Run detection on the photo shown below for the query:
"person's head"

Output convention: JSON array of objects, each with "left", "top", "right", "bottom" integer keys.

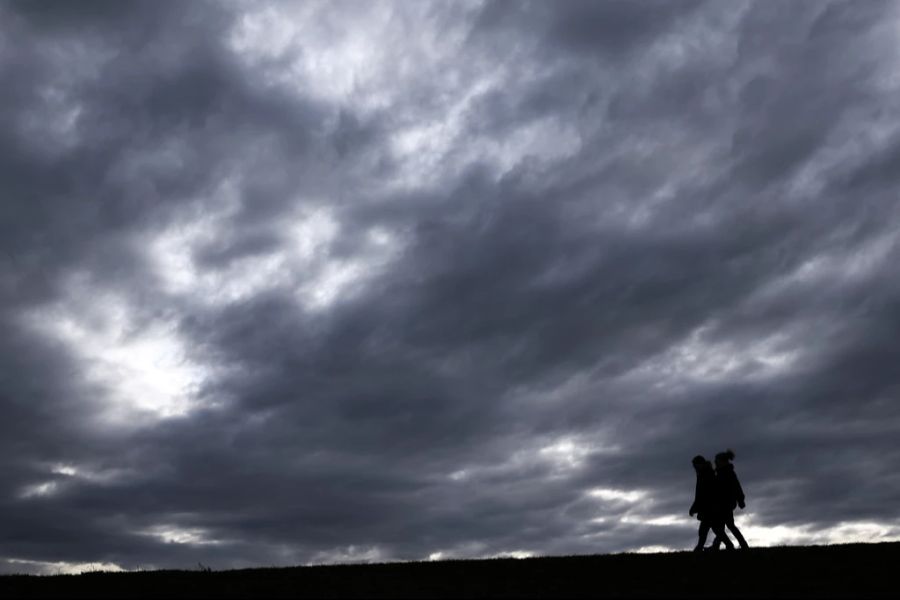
[
  {"left": 715, "top": 449, "right": 735, "bottom": 468},
  {"left": 692, "top": 455, "right": 707, "bottom": 472}
]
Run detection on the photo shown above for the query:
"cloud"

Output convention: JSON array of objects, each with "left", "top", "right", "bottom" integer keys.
[{"left": 2, "top": 0, "right": 900, "bottom": 573}]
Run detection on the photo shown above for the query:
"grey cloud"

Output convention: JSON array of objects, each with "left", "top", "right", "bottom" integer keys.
[
  {"left": 472, "top": 0, "right": 703, "bottom": 58},
  {"left": 2, "top": 0, "right": 900, "bottom": 574}
]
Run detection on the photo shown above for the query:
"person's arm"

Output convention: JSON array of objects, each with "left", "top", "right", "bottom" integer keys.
[
  {"left": 733, "top": 472, "right": 746, "bottom": 509},
  {"left": 689, "top": 479, "right": 699, "bottom": 515}
]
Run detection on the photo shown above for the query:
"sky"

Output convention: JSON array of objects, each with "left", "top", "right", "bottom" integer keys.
[{"left": 2, "top": 0, "right": 900, "bottom": 575}]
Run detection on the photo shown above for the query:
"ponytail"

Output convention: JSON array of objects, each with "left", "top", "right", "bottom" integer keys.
[{"left": 716, "top": 449, "right": 735, "bottom": 463}]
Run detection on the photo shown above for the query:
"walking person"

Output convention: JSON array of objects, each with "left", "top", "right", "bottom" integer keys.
[
  {"left": 689, "top": 455, "right": 733, "bottom": 552},
  {"left": 712, "top": 449, "right": 750, "bottom": 549}
]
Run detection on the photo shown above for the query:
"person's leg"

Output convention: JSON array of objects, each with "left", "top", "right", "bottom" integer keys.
[
  {"left": 711, "top": 522, "right": 734, "bottom": 550},
  {"left": 695, "top": 522, "right": 711, "bottom": 551},
  {"left": 725, "top": 514, "right": 749, "bottom": 549},
  {"left": 711, "top": 514, "right": 731, "bottom": 549}
]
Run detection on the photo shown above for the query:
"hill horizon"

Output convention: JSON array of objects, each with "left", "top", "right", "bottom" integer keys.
[{"left": 2, "top": 541, "right": 896, "bottom": 598}]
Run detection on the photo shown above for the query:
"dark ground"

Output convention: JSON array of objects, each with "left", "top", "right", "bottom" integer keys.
[{"left": 1, "top": 542, "right": 897, "bottom": 599}]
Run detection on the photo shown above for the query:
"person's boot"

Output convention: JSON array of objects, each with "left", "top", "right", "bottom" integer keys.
[
  {"left": 733, "top": 532, "right": 749, "bottom": 550},
  {"left": 713, "top": 530, "right": 734, "bottom": 550}
]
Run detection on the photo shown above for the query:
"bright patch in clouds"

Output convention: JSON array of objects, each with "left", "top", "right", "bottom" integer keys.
[
  {"left": 539, "top": 437, "right": 595, "bottom": 470},
  {"left": 19, "top": 481, "right": 59, "bottom": 499},
  {"left": 229, "top": 3, "right": 392, "bottom": 104},
  {"left": 149, "top": 187, "right": 287, "bottom": 305},
  {"left": 622, "top": 514, "right": 683, "bottom": 527},
  {"left": 21, "top": 280, "right": 209, "bottom": 422},
  {"left": 490, "top": 550, "right": 535, "bottom": 559},
  {"left": 632, "top": 545, "right": 673, "bottom": 554},
  {"left": 51, "top": 464, "right": 78, "bottom": 477},
  {"left": 141, "top": 525, "right": 224, "bottom": 546},
  {"left": 291, "top": 209, "right": 403, "bottom": 311},
  {"left": 739, "top": 516, "right": 900, "bottom": 547},
  {"left": 151, "top": 203, "right": 402, "bottom": 312},
  {"left": 2, "top": 558, "right": 124, "bottom": 575},
  {"left": 632, "top": 323, "right": 800, "bottom": 385},
  {"left": 307, "top": 545, "right": 386, "bottom": 566},
  {"left": 474, "top": 116, "right": 584, "bottom": 176},
  {"left": 227, "top": 2, "right": 478, "bottom": 113},
  {"left": 762, "top": 231, "right": 899, "bottom": 294},
  {"left": 586, "top": 488, "right": 648, "bottom": 503},
  {"left": 48, "top": 462, "right": 132, "bottom": 484}
]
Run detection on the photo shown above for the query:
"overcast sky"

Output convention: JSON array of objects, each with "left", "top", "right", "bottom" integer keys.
[{"left": 2, "top": 0, "right": 900, "bottom": 574}]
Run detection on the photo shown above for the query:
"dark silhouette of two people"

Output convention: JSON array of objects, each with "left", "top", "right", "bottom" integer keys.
[{"left": 689, "top": 450, "right": 749, "bottom": 551}]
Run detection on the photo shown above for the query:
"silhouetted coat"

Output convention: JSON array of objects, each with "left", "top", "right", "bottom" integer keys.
[
  {"left": 690, "top": 462, "right": 719, "bottom": 522},
  {"left": 715, "top": 463, "right": 745, "bottom": 511}
]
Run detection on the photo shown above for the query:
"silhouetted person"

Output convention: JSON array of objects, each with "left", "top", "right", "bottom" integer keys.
[
  {"left": 689, "top": 455, "right": 733, "bottom": 552},
  {"left": 711, "top": 449, "right": 749, "bottom": 550}
]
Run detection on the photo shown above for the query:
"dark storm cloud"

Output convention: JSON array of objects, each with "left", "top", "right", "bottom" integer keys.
[{"left": 3, "top": 0, "right": 900, "bottom": 574}]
